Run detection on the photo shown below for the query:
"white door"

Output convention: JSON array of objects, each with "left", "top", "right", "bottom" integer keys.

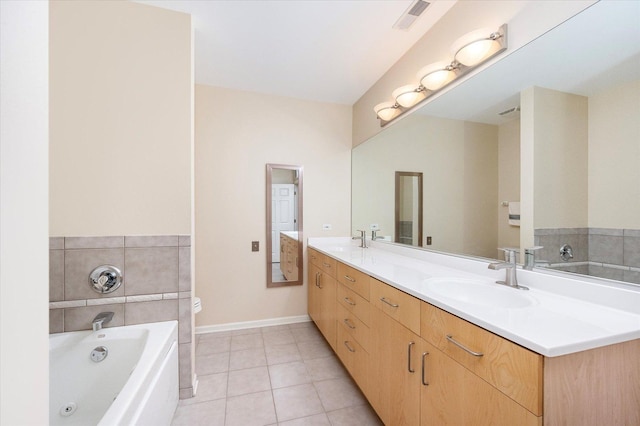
[{"left": 272, "top": 184, "right": 296, "bottom": 262}]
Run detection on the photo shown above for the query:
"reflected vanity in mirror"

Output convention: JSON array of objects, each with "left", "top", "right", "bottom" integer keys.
[
  {"left": 352, "top": 1, "right": 640, "bottom": 285},
  {"left": 266, "top": 164, "right": 303, "bottom": 288},
  {"left": 395, "top": 172, "right": 423, "bottom": 247}
]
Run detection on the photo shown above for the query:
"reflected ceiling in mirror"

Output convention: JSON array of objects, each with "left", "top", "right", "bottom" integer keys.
[{"left": 352, "top": 1, "right": 640, "bottom": 286}]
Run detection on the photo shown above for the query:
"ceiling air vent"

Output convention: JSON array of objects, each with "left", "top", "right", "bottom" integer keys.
[
  {"left": 498, "top": 106, "right": 521, "bottom": 116},
  {"left": 393, "top": 0, "right": 431, "bottom": 31}
]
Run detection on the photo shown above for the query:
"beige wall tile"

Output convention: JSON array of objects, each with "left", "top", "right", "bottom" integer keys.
[
  {"left": 178, "top": 235, "right": 191, "bottom": 247},
  {"left": 179, "top": 247, "right": 191, "bottom": 292},
  {"left": 125, "top": 235, "right": 178, "bottom": 247},
  {"left": 50, "top": 249, "right": 64, "bottom": 301},
  {"left": 65, "top": 236, "right": 124, "bottom": 249},
  {"left": 124, "top": 299, "right": 178, "bottom": 325},
  {"left": 179, "top": 298, "right": 192, "bottom": 343},
  {"left": 65, "top": 248, "right": 125, "bottom": 300},
  {"left": 179, "top": 342, "right": 193, "bottom": 390},
  {"left": 50, "top": 237, "right": 64, "bottom": 249},
  {"left": 125, "top": 247, "right": 178, "bottom": 295},
  {"left": 50, "top": 309, "right": 64, "bottom": 334},
  {"left": 64, "top": 303, "right": 124, "bottom": 332}
]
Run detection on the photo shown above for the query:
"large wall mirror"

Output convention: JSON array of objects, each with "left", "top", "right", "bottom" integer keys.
[
  {"left": 352, "top": 1, "right": 640, "bottom": 286},
  {"left": 266, "top": 164, "right": 303, "bottom": 288}
]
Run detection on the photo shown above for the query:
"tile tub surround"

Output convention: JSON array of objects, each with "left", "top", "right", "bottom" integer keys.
[
  {"left": 49, "top": 235, "right": 195, "bottom": 398},
  {"left": 535, "top": 227, "right": 640, "bottom": 284}
]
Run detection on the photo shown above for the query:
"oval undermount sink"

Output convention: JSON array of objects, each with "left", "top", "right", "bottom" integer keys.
[{"left": 422, "top": 277, "right": 534, "bottom": 309}]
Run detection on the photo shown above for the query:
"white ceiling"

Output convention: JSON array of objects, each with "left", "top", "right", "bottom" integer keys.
[{"left": 136, "top": 0, "right": 456, "bottom": 105}]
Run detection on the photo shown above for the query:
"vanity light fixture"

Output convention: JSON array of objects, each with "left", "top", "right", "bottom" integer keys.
[
  {"left": 392, "top": 84, "right": 427, "bottom": 108},
  {"left": 374, "top": 24, "right": 507, "bottom": 125}
]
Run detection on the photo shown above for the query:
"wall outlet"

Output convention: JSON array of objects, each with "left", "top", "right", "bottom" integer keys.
[
  {"left": 322, "top": 224, "right": 332, "bottom": 230},
  {"left": 251, "top": 241, "right": 259, "bottom": 252},
  {"left": 370, "top": 224, "right": 379, "bottom": 231},
  {"left": 426, "top": 236, "right": 432, "bottom": 245}
]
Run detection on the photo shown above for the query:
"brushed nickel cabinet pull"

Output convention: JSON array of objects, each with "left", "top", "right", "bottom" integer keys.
[
  {"left": 323, "top": 262, "right": 331, "bottom": 267},
  {"left": 380, "top": 297, "right": 399, "bottom": 308},
  {"left": 407, "top": 341, "right": 415, "bottom": 373},
  {"left": 421, "top": 352, "right": 429, "bottom": 386},
  {"left": 446, "top": 335, "right": 484, "bottom": 357},
  {"left": 343, "top": 297, "right": 356, "bottom": 306},
  {"left": 343, "top": 318, "right": 356, "bottom": 329},
  {"left": 344, "top": 275, "right": 356, "bottom": 283},
  {"left": 343, "top": 341, "right": 356, "bottom": 353},
  {"left": 315, "top": 272, "right": 323, "bottom": 289}
]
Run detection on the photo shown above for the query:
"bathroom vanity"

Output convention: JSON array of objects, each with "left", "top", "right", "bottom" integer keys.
[
  {"left": 307, "top": 238, "right": 640, "bottom": 425},
  {"left": 279, "top": 231, "right": 299, "bottom": 281}
]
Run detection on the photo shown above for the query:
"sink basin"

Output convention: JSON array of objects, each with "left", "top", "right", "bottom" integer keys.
[{"left": 422, "top": 277, "right": 534, "bottom": 309}]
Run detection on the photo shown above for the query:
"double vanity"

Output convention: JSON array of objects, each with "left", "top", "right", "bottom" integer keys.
[{"left": 307, "top": 237, "right": 640, "bottom": 425}]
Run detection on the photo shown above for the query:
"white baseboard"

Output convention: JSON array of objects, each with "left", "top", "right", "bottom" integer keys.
[{"left": 195, "top": 314, "right": 311, "bottom": 335}]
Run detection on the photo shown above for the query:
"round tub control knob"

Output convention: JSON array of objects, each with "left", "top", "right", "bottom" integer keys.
[{"left": 89, "top": 265, "right": 123, "bottom": 294}]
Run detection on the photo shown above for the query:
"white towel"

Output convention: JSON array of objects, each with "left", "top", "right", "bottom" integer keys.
[{"left": 508, "top": 202, "right": 520, "bottom": 227}]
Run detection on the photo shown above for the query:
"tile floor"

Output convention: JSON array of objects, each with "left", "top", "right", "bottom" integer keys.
[{"left": 171, "top": 321, "right": 382, "bottom": 426}]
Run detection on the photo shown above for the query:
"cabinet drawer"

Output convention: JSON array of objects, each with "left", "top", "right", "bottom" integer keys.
[
  {"left": 336, "top": 302, "right": 370, "bottom": 352},
  {"left": 337, "top": 283, "right": 370, "bottom": 325},
  {"left": 371, "top": 278, "right": 420, "bottom": 335},
  {"left": 421, "top": 302, "right": 543, "bottom": 416},
  {"left": 336, "top": 323, "right": 369, "bottom": 395},
  {"left": 308, "top": 249, "right": 336, "bottom": 277},
  {"left": 337, "top": 262, "right": 370, "bottom": 300}
]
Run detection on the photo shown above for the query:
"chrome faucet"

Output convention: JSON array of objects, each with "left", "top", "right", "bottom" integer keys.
[
  {"left": 371, "top": 229, "right": 382, "bottom": 241},
  {"left": 488, "top": 248, "right": 528, "bottom": 290},
  {"left": 92, "top": 312, "right": 114, "bottom": 331},
  {"left": 352, "top": 229, "right": 367, "bottom": 248},
  {"left": 523, "top": 246, "right": 543, "bottom": 270}
]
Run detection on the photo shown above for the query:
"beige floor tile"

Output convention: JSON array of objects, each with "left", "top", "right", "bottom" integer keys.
[
  {"left": 262, "top": 329, "right": 296, "bottom": 347},
  {"left": 196, "top": 335, "right": 231, "bottom": 355},
  {"left": 229, "top": 347, "right": 267, "bottom": 371},
  {"left": 288, "top": 320, "right": 315, "bottom": 329},
  {"left": 268, "top": 361, "right": 311, "bottom": 389},
  {"left": 179, "top": 372, "right": 227, "bottom": 406},
  {"left": 273, "top": 383, "right": 325, "bottom": 422},
  {"left": 261, "top": 324, "right": 291, "bottom": 333},
  {"left": 225, "top": 391, "right": 276, "bottom": 426},
  {"left": 314, "top": 378, "right": 366, "bottom": 412},
  {"left": 230, "top": 333, "right": 264, "bottom": 351},
  {"left": 278, "top": 413, "right": 331, "bottom": 426},
  {"left": 195, "top": 352, "right": 229, "bottom": 375},
  {"left": 291, "top": 325, "right": 324, "bottom": 343},
  {"left": 227, "top": 366, "right": 271, "bottom": 397},
  {"left": 326, "top": 404, "right": 382, "bottom": 426},
  {"left": 304, "top": 355, "right": 348, "bottom": 381},
  {"left": 297, "top": 339, "right": 334, "bottom": 360},
  {"left": 171, "top": 399, "right": 226, "bottom": 426},
  {"left": 265, "top": 342, "right": 302, "bottom": 365}
]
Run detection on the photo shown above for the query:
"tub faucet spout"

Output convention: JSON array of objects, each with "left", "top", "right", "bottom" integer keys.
[{"left": 92, "top": 312, "right": 114, "bottom": 331}]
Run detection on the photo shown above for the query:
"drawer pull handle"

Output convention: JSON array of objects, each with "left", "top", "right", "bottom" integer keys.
[
  {"left": 446, "top": 335, "right": 484, "bottom": 357},
  {"left": 380, "top": 297, "right": 399, "bottom": 308},
  {"left": 407, "top": 341, "right": 415, "bottom": 373},
  {"left": 343, "top": 341, "right": 356, "bottom": 353},
  {"left": 315, "top": 272, "right": 322, "bottom": 289},
  {"left": 323, "top": 262, "right": 331, "bottom": 267},
  {"left": 421, "top": 352, "right": 429, "bottom": 386},
  {"left": 343, "top": 319, "right": 356, "bottom": 329},
  {"left": 343, "top": 297, "right": 356, "bottom": 306},
  {"left": 344, "top": 275, "right": 356, "bottom": 283}
]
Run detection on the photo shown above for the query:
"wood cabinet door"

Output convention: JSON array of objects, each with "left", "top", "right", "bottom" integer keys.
[
  {"left": 371, "top": 307, "right": 422, "bottom": 426},
  {"left": 420, "top": 340, "right": 541, "bottom": 426},
  {"left": 317, "top": 269, "right": 336, "bottom": 350},
  {"left": 307, "top": 262, "right": 320, "bottom": 323}
]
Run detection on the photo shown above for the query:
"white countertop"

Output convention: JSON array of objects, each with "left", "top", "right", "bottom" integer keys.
[{"left": 308, "top": 237, "right": 640, "bottom": 357}]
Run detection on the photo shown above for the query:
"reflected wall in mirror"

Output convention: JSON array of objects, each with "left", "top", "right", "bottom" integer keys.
[
  {"left": 266, "top": 164, "right": 303, "bottom": 288},
  {"left": 395, "top": 172, "right": 423, "bottom": 247},
  {"left": 352, "top": 1, "right": 640, "bottom": 285}
]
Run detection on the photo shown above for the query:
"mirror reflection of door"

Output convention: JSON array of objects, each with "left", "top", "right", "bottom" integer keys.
[
  {"left": 266, "top": 165, "right": 303, "bottom": 287},
  {"left": 395, "top": 172, "right": 423, "bottom": 247}
]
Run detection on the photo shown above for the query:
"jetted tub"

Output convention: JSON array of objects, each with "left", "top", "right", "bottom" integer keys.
[{"left": 50, "top": 320, "right": 178, "bottom": 426}]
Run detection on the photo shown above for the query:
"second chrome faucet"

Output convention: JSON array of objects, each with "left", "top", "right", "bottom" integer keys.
[{"left": 488, "top": 248, "right": 529, "bottom": 290}]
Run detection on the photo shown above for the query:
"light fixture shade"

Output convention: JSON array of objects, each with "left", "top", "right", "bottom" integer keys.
[
  {"left": 417, "top": 61, "right": 456, "bottom": 91},
  {"left": 392, "top": 85, "right": 425, "bottom": 108},
  {"left": 374, "top": 102, "right": 400, "bottom": 121},
  {"left": 452, "top": 27, "right": 505, "bottom": 66}
]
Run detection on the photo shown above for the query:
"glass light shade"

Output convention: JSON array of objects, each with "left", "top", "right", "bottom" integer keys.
[
  {"left": 417, "top": 61, "right": 456, "bottom": 91},
  {"left": 374, "top": 102, "right": 400, "bottom": 121},
  {"left": 452, "top": 27, "right": 503, "bottom": 66},
  {"left": 392, "top": 85, "right": 425, "bottom": 108}
]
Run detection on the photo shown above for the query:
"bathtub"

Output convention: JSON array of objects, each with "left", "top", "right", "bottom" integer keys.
[{"left": 50, "top": 320, "right": 178, "bottom": 426}]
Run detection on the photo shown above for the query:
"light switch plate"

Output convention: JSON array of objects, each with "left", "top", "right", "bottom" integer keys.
[
  {"left": 370, "top": 224, "right": 379, "bottom": 230},
  {"left": 322, "top": 224, "right": 332, "bottom": 230},
  {"left": 252, "top": 241, "right": 259, "bottom": 252}
]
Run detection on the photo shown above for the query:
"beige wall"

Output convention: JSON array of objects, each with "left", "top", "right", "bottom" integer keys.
[
  {"left": 195, "top": 85, "right": 352, "bottom": 327},
  {"left": 1, "top": 1, "right": 50, "bottom": 423},
  {"left": 352, "top": 114, "right": 498, "bottom": 258},
  {"left": 525, "top": 87, "right": 588, "bottom": 230},
  {"left": 498, "top": 118, "right": 521, "bottom": 251},
  {"left": 49, "top": 0, "right": 192, "bottom": 236},
  {"left": 588, "top": 79, "right": 640, "bottom": 228},
  {"left": 352, "top": 0, "right": 594, "bottom": 147}
]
